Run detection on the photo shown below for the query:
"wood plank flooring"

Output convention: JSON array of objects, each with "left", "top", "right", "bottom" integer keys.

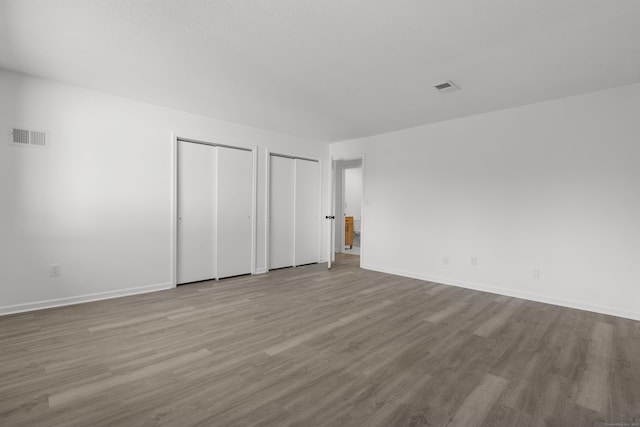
[{"left": 1, "top": 254, "right": 639, "bottom": 426}]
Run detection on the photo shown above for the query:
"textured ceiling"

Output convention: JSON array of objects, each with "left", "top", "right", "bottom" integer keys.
[{"left": 1, "top": 0, "right": 640, "bottom": 142}]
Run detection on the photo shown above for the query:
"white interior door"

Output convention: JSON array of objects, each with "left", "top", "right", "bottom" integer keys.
[
  {"left": 177, "top": 141, "right": 216, "bottom": 284},
  {"left": 328, "top": 158, "right": 336, "bottom": 269},
  {"left": 294, "top": 159, "right": 320, "bottom": 266},
  {"left": 269, "top": 155, "right": 295, "bottom": 269},
  {"left": 217, "top": 146, "right": 253, "bottom": 278}
]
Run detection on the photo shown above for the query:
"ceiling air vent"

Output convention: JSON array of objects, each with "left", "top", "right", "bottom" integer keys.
[
  {"left": 433, "top": 80, "right": 460, "bottom": 94},
  {"left": 10, "top": 128, "right": 48, "bottom": 148}
]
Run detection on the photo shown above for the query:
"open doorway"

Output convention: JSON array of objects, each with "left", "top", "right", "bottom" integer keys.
[{"left": 333, "top": 159, "right": 363, "bottom": 263}]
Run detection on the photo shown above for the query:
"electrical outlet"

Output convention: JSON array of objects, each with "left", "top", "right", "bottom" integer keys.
[
  {"left": 471, "top": 256, "right": 478, "bottom": 266},
  {"left": 443, "top": 256, "right": 449, "bottom": 265},
  {"left": 50, "top": 264, "right": 61, "bottom": 277},
  {"left": 532, "top": 268, "right": 540, "bottom": 280}
]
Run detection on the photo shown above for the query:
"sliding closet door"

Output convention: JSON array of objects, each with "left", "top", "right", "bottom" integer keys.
[
  {"left": 269, "top": 155, "right": 295, "bottom": 269},
  {"left": 177, "top": 141, "right": 216, "bottom": 284},
  {"left": 216, "top": 147, "right": 253, "bottom": 278},
  {"left": 294, "top": 159, "right": 320, "bottom": 265}
]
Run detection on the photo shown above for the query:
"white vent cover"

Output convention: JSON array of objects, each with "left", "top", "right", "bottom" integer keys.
[
  {"left": 10, "top": 128, "right": 48, "bottom": 147},
  {"left": 433, "top": 80, "right": 460, "bottom": 94}
]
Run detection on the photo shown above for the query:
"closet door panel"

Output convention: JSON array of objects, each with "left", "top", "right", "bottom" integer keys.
[
  {"left": 294, "top": 159, "right": 320, "bottom": 265},
  {"left": 177, "top": 141, "right": 216, "bottom": 284},
  {"left": 217, "top": 147, "right": 253, "bottom": 278},
  {"left": 269, "top": 156, "right": 295, "bottom": 269}
]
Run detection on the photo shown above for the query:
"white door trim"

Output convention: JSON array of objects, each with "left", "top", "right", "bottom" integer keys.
[{"left": 332, "top": 155, "right": 366, "bottom": 267}]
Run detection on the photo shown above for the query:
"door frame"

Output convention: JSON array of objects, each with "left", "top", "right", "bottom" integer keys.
[
  {"left": 171, "top": 134, "right": 258, "bottom": 287},
  {"left": 265, "top": 149, "right": 323, "bottom": 271},
  {"left": 331, "top": 155, "right": 366, "bottom": 268}
]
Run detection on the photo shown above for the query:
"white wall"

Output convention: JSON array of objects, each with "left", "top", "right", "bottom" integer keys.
[
  {"left": 331, "top": 82, "right": 640, "bottom": 321},
  {"left": 0, "top": 69, "right": 329, "bottom": 314}
]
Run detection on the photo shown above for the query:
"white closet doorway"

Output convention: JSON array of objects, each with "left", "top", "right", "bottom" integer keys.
[
  {"left": 177, "top": 139, "right": 255, "bottom": 284},
  {"left": 269, "top": 154, "right": 321, "bottom": 269}
]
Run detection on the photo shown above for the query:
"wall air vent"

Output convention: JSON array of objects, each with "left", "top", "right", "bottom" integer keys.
[
  {"left": 10, "top": 128, "right": 48, "bottom": 148},
  {"left": 433, "top": 80, "right": 460, "bottom": 94}
]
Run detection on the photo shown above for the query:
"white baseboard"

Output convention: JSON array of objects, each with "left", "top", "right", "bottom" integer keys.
[
  {"left": 360, "top": 263, "right": 640, "bottom": 322},
  {"left": 254, "top": 268, "right": 268, "bottom": 274},
  {"left": 0, "top": 282, "right": 174, "bottom": 316}
]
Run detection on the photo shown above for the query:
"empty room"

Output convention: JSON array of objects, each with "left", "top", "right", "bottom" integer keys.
[{"left": 1, "top": 1, "right": 640, "bottom": 426}]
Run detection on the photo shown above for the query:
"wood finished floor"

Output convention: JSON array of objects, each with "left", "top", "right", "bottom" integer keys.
[{"left": 1, "top": 254, "right": 640, "bottom": 426}]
